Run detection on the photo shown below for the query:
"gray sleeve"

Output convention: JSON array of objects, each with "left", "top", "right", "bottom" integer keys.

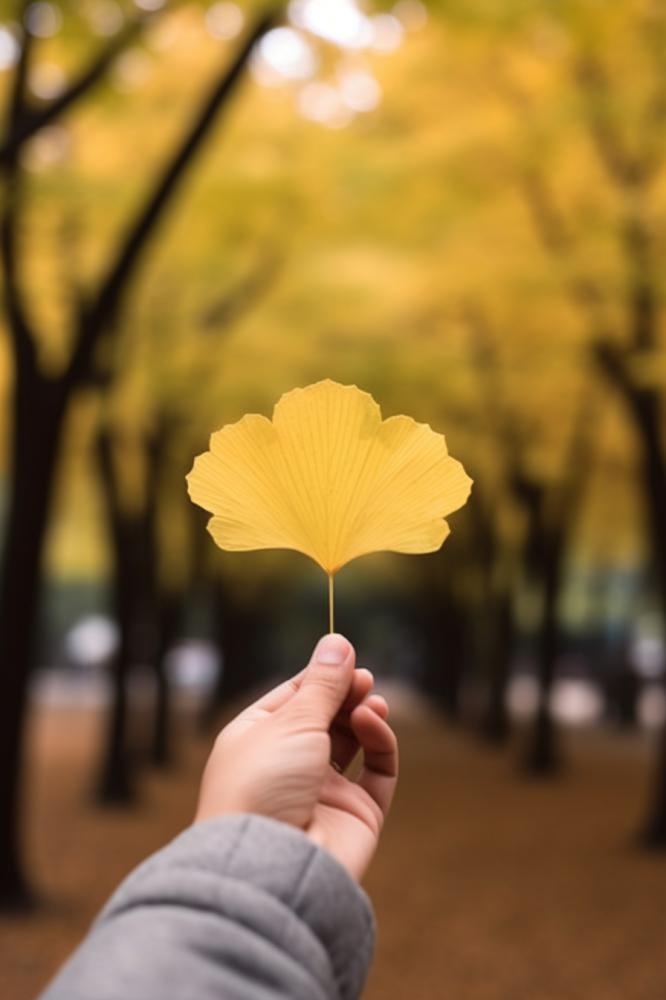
[{"left": 39, "top": 814, "right": 375, "bottom": 1000}]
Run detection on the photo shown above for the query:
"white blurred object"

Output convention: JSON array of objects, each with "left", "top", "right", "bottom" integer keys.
[
  {"left": 113, "top": 48, "right": 152, "bottom": 91},
  {"left": 252, "top": 27, "right": 318, "bottom": 86},
  {"left": 289, "top": 0, "right": 372, "bottom": 50},
  {"left": 166, "top": 640, "right": 219, "bottom": 691},
  {"left": 297, "top": 81, "right": 352, "bottom": 128},
  {"left": 33, "top": 670, "right": 107, "bottom": 707},
  {"left": 507, "top": 674, "right": 539, "bottom": 719},
  {"left": 147, "top": 16, "right": 179, "bottom": 51},
  {"left": 21, "top": 124, "right": 70, "bottom": 171},
  {"left": 30, "top": 61, "right": 66, "bottom": 99},
  {"left": 205, "top": 2, "right": 244, "bottom": 41},
  {"left": 550, "top": 679, "right": 603, "bottom": 727},
  {"left": 65, "top": 615, "right": 119, "bottom": 668},
  {"left": 337, "top": 66, "right": 381, "bottom": 112},
  {"left": 133, "top": 0, "right": 166, "bottom": 11},
  {"left": 373, "top": 678, "right": 435, "bottom": 721},
  {"left": 25, "top": 2, "right": 62, "bottom": 38},
  {"left": 631, "top": 613, "right": 665, "bottom": 680},
  {"left": 370, "top": 13, "right": 403, "bottom": 53},
  {"left": 85, "top": 1, "right": 124, "bottom": 37},
  {"left": 0, "top": 27, "right": 21, "bottom": 71},
  {"left": 638, "top": 685, "right": 666, "bottom": 730},
  {"left": 392, "top": 0, "right": 427, "bottom": 31}
]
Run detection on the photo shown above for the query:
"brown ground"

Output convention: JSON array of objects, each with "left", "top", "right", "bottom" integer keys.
[{"left": 1, "top": 698, "right": 666, "bottom": 1000}]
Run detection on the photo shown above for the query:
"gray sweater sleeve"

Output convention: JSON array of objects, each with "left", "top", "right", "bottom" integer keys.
[{"left": 39, "top": 815, "right": 375, "bottom": 1000}]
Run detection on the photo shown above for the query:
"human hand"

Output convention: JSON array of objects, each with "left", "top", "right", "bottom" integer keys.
[{"left": 195, "top": 633, "right": 398, "bottom": 881}]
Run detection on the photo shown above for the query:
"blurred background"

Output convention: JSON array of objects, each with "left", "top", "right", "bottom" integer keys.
[{"left": 0, "top": 0, "right": 665, "bottom": 997}]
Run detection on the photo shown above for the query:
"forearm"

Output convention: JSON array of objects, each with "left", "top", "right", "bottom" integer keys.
[{"left": 39, "top": 815, "right": 375, "bottom": 1000}]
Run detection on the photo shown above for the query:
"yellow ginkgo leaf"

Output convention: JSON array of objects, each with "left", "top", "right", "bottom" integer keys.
[{"left": 187, "top": 380, "right": 472, "bottom": 627}]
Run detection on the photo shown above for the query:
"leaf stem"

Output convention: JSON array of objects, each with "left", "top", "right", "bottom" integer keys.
[{"left": 328, "top": 573, "right": 335, "bottom": 634}]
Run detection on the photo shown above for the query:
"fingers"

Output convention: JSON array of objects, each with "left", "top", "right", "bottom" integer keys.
[
  {"left": 365, "top": 694, "right": 389, "bottom": 720},
  {"left": 283, "top": 634, "right": 356, "bottom": 730},
  {"left": 329, "top": 691, "right": 389, "bottom": 773},
  {"left": 350, "top": 702, "right": 398, "bottom": 819}
]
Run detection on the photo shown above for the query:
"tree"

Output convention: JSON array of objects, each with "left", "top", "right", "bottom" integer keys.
[
  {"left": 0, "top": 1, "right": 277, "bottom": 907},
  {"left": 503, "top": 7, "right": 666, "bottom": 830}
]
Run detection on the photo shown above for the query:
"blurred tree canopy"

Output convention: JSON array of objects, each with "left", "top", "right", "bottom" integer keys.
[{"left": 3, "top": 0, "right": 660, "bottom": 580}]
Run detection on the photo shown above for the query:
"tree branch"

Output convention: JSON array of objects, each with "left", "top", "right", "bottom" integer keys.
[
  {"left": 1, "top": 10, "right": 38, "bottom": 375},
  {"left": 66, "top": 10, "right": 279, "bottom": 387},
  {"left": 593, "top": 340, "right": 634, "bottom": 402},
  {"left": 520, "top": 168, "right": 571, "bottom": 255},
  {"left": 0, "top": 11, "right": 156, "bottom": 167},
  {"left": 575, "top": 52, "right": 650, "bottom": 187},
  {"left": 462, "top": 302, "right": 534, "bottom": 494},
  {"left": 519, "top": 167, "right": 610, "bottom": 326},
  {"left": 4, "top": 5, "right": 33, "bottom": 142},
  {"left": 198, "top": 251, "right": 281, "bottom": 331},
  {"left": 1, "top": 174, "right": 38, "bottom": 376},
  {"left": 622, "top": 203, "right": 657, "bottom": 353}
]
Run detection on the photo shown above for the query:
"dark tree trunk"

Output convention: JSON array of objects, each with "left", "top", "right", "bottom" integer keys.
[
  {"left": 638, "top": 407, "right": 666, "bottom": 847},
  {"left": 96, "top": 621, "right": 134, "bottom": 805},
  {"left": 523, "top": 539, "right": 564, "bottom": 776},
  {"left": 200, "top": 582, "right": 268, "bottom": 731},
  {"left": 0, "top": 378, "right": 65, "bottom": 907},
  {"left": 643, "top": 725, "right": 666, "bottom": 849},
  {"left": 481, "top": 590, "right": 514, "bottom": 744},
  {"left": 150, "top": 590, "right": 181, "bottom": 768},
  {"left": 420, "top": 592, "right": 466, "bottom": 721},
  {"left": 93, "top": 433, "right": 144, "bottom": 805},
  {"left": 611, "top": 662, "right": 639, "bottom": 730}
]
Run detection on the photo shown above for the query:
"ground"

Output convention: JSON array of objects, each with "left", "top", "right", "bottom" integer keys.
[{"left": 1, "top": 693, "right": 666, "bottom": 1000}]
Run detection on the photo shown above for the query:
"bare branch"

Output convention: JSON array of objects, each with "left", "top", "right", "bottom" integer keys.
[
  {"left": 556, "top": 390, "right": 597, "bottom": 521},
  {"left": 4, "top": 6, "right": 33, "bottom": 143},
  {"left": 593, "top": 340, "right": 634, "bottom": 400},
  {"left": 519, "top": 167, "right": 610, "bottom": 327},
  {"left": 0, "top": 12, "right": 38, "bottom": 374},
  {"left": 622, "top": 205, "right": 657, "bottom": 352},
  {"left": 520, "top": 169, "right": 571, "bottom": 255},
  {"left": 575, "top": 52, "right": 649, "bottom": 187},
  {"left": 462, "top": 302, "right": 532, "bottom": 483},
  {"left": 1, "top": 174, "right": 38, "bottom": 375},
  {"left": 570, "top": 47, "right": 660, "bottom": 354},
  {"left": 524, "top": 89, "right": 657, "bottom": 357},
  {"left": 66, "top": 10, "right": 279, "bottom": 387},
  {"left": 198, "top": 252, "right": 282, "bottom": 331},
  {"left": 0, "top": 11, "right": 156, "bottom": 166}
]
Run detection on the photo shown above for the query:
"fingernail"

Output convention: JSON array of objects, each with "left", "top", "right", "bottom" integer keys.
[{"left": 314, "top": 633, "right": 350, "bottom": 665}]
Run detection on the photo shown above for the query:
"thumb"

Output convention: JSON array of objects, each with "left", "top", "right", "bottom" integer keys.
[{"left": 285, "top": 633, "right": 356, "bottom": 730}]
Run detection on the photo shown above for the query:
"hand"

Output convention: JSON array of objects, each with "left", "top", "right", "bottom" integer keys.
[{"left": 195, "top": 633, "right": 398, "bottom": 881}]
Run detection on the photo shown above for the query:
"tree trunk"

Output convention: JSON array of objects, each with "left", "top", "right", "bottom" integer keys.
[
  {"left": 420, "top": 592, "right": 466, "bottom": 721},
  {"left": 643, "top": 725, "right": 666, "bottom": 849},
  {"left": 481, "top": 590, "right": 514, "bottom": 744},
  {"left": 93, "top": 433, "right": 145, "bottom": 805},
  {"left": 638, "top": 410, "right": 666, "bottom": 847},
  {"left": 0, "top": 379, "right": 65, "bottom": 908},
  {"left": 524, "top": 540, "right": 564, "bottom": 776},
  {"left": 95, "top": 623, "right": 134, "bottom": 804},
  {"left": 150, "top": 590, "right": 181, "bottom": 768},
  {"left": 200, "top": 583, "right": 266, "bottom": 731}
]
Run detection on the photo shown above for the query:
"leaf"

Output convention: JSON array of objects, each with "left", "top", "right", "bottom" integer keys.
[{"left": 187, "top": 379, "right": 472, "bottom": 575}]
